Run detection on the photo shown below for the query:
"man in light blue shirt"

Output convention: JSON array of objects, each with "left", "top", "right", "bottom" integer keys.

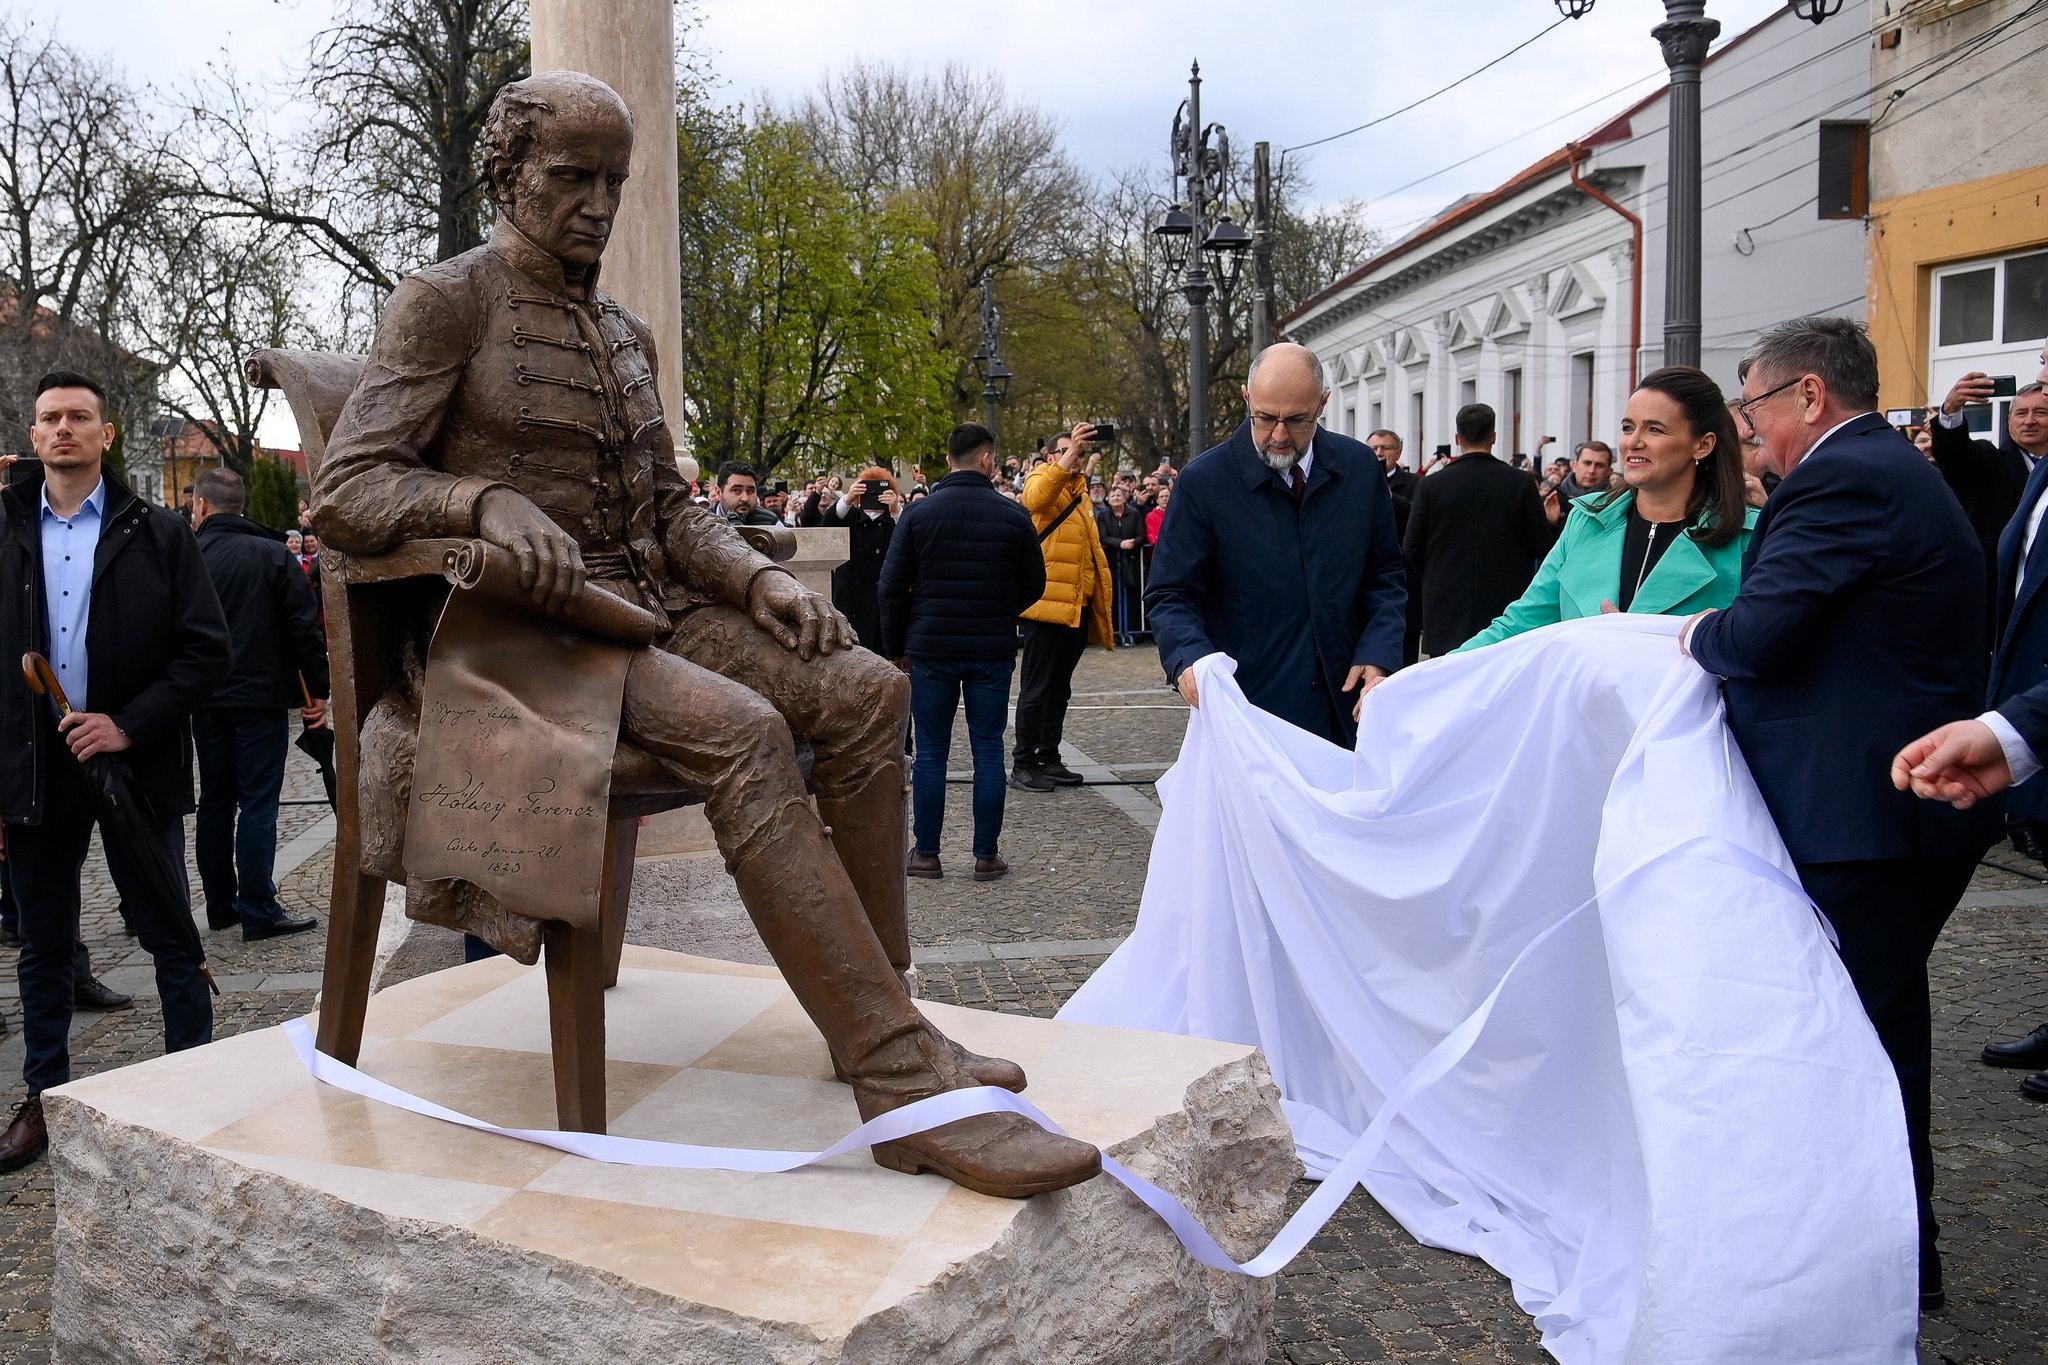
[
  {"left": 39, "top": 476, "right": 103, "bottom": 718},
  {"left": 0, "top": 370, "right": 231, "bottom": 1173}
]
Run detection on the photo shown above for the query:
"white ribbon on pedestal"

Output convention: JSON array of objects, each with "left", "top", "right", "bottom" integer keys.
[{"left": 280, "top": 847, "right": 1681, "bottom": 1281}]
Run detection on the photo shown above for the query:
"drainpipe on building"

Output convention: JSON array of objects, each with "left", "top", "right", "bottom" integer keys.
[{"left": 1567, "top": 144, "right": 1642, "bottom": 390}]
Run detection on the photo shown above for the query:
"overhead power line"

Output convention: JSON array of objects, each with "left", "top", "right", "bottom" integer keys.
[{"left": 1282, "top": 17, "right": 1570, "bottom": 154}]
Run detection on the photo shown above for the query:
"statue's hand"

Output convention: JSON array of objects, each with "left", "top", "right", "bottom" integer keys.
[
  {"left": 748, "top": 571, "right": 857, "bottom": 660},
  {"left": 477, "top": 487, "right": 586, "bottom": 615}
]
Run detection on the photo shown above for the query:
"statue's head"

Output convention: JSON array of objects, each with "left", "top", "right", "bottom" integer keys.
[{"left": 481, "top": 71, "right": 634, "bottom": 269}]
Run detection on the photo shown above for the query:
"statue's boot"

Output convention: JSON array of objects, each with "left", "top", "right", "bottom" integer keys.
[
  {"left": 844, "top": 1025, "right": 1101, "bottom": 1200},
  {"left": 725, "top": 797, "right": 1085, "bottom": 1197},
  {"left": 819, "top": 759, "right": 1026, "bottom": 1095}
]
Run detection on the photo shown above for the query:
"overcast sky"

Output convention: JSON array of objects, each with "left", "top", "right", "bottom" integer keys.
[{"left": 24, "top": 0, "right": 1796, "bottom": 237}]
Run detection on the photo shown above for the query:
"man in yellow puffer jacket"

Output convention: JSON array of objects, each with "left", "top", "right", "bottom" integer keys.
[{"left": 1013, "top": 423, "right": 1115, "bottom": 792}]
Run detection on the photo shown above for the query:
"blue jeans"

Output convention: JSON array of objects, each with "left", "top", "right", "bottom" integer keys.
[
  {"left": 193, "top": 708, "right": 290, "bottom": 929},
  {"left": 910, "top": 657, "right": 1014, "bottom": 860}
]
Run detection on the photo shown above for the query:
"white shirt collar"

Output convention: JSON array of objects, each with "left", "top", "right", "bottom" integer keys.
[{"left": 1801, "top": 413, "right": 1871, "bottom": 463}]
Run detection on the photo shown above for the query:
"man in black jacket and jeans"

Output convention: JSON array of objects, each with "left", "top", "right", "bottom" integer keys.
[
  {"left": 191, "top": 468, "right": 329, "bottom": 940},
  {"left": 0, "top": 371, "right": 232, "bottom": 1171},
  {"left": 879, "top": 424, "right": 1045, "bottom": 882}
]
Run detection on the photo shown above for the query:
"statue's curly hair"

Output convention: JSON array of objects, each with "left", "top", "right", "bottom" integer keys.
[
  {"left": 479, "top": 73, "right": 633, "bottom": 208},
  {"left": 480, "top": 83, "right": 557, "bottom": 208}
]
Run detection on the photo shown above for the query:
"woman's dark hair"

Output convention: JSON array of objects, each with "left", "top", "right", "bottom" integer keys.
[{"left": 1609, "top": 365, "right": 1748, "bottom": 549}]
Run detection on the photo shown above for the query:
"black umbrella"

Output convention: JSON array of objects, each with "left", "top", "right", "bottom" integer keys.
[
  {"left": 295, "top": 677, "right": 337, "bottom": 808},
  {"left": 21, "top": 653, "right": 216, "bottom": 994}
]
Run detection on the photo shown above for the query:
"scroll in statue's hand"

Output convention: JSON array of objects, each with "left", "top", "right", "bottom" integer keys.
[
  {"left": 476, "top": 487, "right": 586, "bottom": 615},
  {"left": 749, "top": 572, "right": 857, "bottom": 661}
]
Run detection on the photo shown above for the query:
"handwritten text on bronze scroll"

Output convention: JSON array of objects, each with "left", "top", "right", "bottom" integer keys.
[{"left": 405, "top": 588, "right": 632, "bottom": 931}]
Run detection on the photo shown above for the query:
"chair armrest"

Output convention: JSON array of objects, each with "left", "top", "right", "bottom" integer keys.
[
  {"left": 736, "top": 525, "right": 798, "bottom": 562},
  {"left": 337, "top": 539, "right": 473, "bottom": 585}
]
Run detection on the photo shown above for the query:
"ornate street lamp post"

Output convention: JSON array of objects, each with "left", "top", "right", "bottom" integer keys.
[
  {"left": 1155, "top": 62, "right": 1251, "bottom": 462},
  {"left": 974, "top": 270, "right": 1012, "bottom": 442},
  {"left": 1558, "top": 0, "right": 1838, "bottom": 369}
]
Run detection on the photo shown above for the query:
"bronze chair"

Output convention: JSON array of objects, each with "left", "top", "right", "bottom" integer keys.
[{"left": 246, "top": 348, "right": 794, "bottom": 1133}]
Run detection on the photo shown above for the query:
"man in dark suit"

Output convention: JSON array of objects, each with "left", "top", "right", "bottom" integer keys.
[
  {"left": 1147, "top": 343, "right": 1406, "bottom": 747},
  {"left": 1685, "top": 316, "right": 1999, "bottom": 1313},
  {"left": 0, "top": 371, "right": 232, "bottom": 1171},
  {"left": 1890, "top": 379, "right": 2048, "bottom": 1112},
  {"left": 1402, "top": 403, "right": 1557, "bottom": 655},
  {"left": 1365, "top": 429, "right": 1419, "bottom": 537},
  {"left": 1367, "top": 429, "right": 1424, "bottom": 668},
  {"left": 1929, "top": 374, "right": 2048, "bottom": 860}
]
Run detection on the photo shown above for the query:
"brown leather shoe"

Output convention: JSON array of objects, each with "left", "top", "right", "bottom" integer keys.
[
  {"left": 973, "top": 855, "right": 1009, "bottom": 882},
  {"left": 0, "top": 1097, "right": 47, "bottom": 1173},
  {"left": 906, "top": 852, "right": 943, "bottom": 879},
  {"left": 847, "top": 1030, "right": 1094, "bottom": 1199}
]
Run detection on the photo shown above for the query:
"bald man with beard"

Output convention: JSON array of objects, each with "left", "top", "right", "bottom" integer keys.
[{"left": 1145, "top": 343, "right": 1408, "bottom": 747}]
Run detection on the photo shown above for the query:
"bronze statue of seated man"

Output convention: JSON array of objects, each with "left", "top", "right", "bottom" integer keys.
[{"left": 312, "top": 70, "right": 1096, "bottom": 1199}]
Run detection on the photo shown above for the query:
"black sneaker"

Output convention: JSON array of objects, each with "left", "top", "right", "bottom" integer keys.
[
  {"left": 1041, "top": 763, "right": 1085, "bottom": 786},
  {"left": 1008, "top": 766, "right": 1054, "bottom": 793}
]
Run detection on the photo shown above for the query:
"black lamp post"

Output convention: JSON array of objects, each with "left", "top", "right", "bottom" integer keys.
[
  {"left": 1155, "top": 61, "right": 1251, "bottom": 462},
  {"left": 1558, "top": 0, "right": 1837, "bottom": 369},
  {"left": 974, "top": 270, "right": 1012, "bottom": 440}
]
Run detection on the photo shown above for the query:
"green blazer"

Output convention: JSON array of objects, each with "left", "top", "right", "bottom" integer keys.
[{"left": 1455, "top": 492, "right": 1757, "bottom": 652}]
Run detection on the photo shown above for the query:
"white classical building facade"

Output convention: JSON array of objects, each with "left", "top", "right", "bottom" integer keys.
[{"left": 1286, "top": 2, "right": 1873, "bottom": 468}]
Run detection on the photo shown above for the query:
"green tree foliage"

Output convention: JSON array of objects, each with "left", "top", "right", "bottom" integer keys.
[
  {"left": 675, "top": 108, "right": 951, "bottom": 481},
  {"left": 246, "top": 452, "right": 299, "bottom": 531}
]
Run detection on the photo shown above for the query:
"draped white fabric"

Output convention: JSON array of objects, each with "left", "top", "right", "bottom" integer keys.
[{"left": 1059, "top": 615, "right": 1918, "bottom": 1365}]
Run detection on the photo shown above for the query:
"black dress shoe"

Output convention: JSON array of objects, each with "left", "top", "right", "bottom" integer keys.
[
  {"left": 73, "top": 978, "right": 134, "bottom": 1011},
  {"left": 1041, "top": 763, "right": 1085, "bottom": 786},
  {"left": 1980, "top": 1022, "right": 2048, "bottom": 1069},
  {"left": 1008, "top": 767, "right": 1054, "bottom": 793},
  {"left": 0, "top": 1097, "right": 46, "bottom": 1173},
  {"left": 2021, "top": 1070, "right": 2048, "bottom": 1102},
  {"left": 244, "top": 911, "right": 319, "bottom": 942},
  {"left": 1921, "top": 1247, "right": 1945, "bottom": 1313}
]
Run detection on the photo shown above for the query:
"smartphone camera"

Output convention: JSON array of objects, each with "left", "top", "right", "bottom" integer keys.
[{"left": 1990, "top": 375, "right": 2019, "bottom": 399}]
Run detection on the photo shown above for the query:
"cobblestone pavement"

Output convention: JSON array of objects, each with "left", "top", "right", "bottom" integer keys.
[{"left": 0, "top": 652, "right": 2042, "bottom": 1363}]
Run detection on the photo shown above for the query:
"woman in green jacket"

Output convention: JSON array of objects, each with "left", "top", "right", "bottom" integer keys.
[{"left": 1458, "top": 366, "right": 1756, "bottom": 652}]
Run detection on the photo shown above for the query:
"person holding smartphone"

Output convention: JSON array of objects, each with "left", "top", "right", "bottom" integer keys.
[
  {"left": 814, "top": 466, "right": 902, "bottom": 650},
  {"left": 1929, "top": 358, "right": 2048, "bottom": 597}
]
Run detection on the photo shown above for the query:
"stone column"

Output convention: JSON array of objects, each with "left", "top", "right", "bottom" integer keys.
[{"left": 531, "top": 0, "right": 685, "bottom": 426}]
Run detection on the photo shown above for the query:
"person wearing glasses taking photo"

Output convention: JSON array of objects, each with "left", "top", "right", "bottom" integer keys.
[{"left": 1147, "top": 342, "right": 1407, "bottom": 748}]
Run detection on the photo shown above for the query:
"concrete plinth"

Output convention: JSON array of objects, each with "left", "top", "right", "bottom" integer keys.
[{"left": 47, "top": 949, "right": 1296, "bottom": 1364}]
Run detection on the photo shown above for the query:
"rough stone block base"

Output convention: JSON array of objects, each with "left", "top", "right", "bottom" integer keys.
[{"left": 47, "top": 948, "right": 1296, "bottom": 1363}]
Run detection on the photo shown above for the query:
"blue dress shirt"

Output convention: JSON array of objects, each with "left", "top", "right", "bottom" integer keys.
[{"left": 40, "top": 479, "right": 105, "bottom": 710}]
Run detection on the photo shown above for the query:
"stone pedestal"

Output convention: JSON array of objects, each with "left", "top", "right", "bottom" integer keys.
[
  {"left": 782, "top": 526, "right": 849, "bottom": 598},
  {"left": 47, "top": 949, "right": 1297, "bottom": 1364}
]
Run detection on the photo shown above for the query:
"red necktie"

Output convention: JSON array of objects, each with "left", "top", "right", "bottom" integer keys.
[{"left": 1290, "top": 465, "right": 1306, "bottom": 501}]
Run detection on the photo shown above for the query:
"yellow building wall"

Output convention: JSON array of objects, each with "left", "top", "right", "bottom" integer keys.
[{"left": 1868, "top": 163, "right": 2048, "bottom": 410}]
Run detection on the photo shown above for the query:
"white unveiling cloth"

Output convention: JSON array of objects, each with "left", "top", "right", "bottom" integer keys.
[{"left": 1059, "top": 615, "right": 1918, "bottom": 1365}]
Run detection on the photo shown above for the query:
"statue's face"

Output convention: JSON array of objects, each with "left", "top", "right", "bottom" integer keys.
[{"left": 505, "top": 106, "right": 633, "bottom": 268}]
